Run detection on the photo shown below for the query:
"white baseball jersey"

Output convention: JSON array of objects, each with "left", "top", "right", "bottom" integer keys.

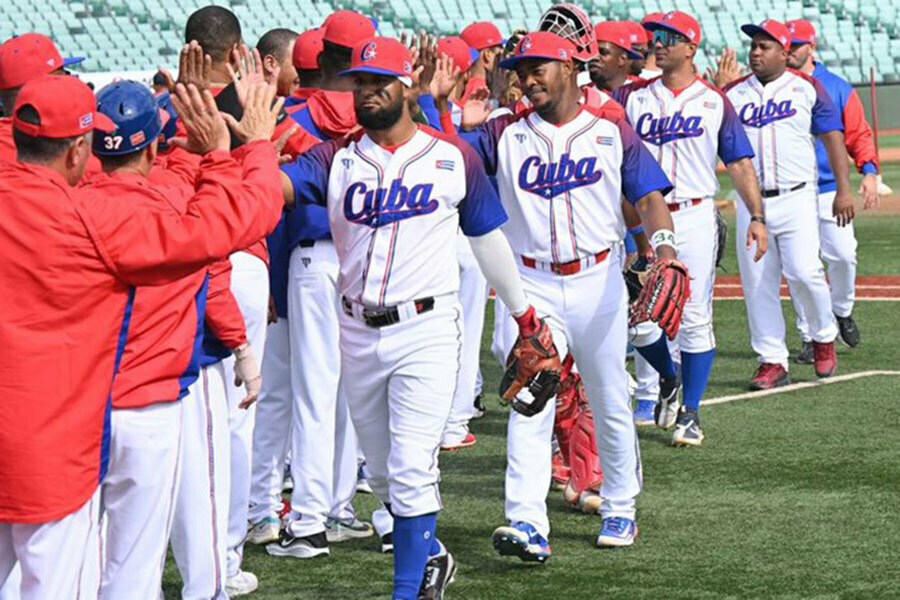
[
  {"left": 725, "top": 68, "right": 843, "bottom": 192},
  {"left": 280, "top": 126, "right": 506, "bottom": 307},
  {"left": 615, "top": 76, "right": 754, "bottom": 201},
  {"left": 458, "top": 98, "right": 671, "bottom": 264}
]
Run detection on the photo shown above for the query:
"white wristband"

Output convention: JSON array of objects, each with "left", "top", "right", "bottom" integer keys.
[{"left": 649, "top": 229, "right": 677, "bottom": 251}]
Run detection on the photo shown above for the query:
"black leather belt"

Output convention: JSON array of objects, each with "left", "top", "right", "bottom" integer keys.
[
  {"left": 341, "top": 296, "right": 435, "bottom": 328},
  {"left": 762, "top": 182, "right": 805, "bottom": 198},
  {"left": 298, "top": 240, "right": 316, "bottom": 248}
]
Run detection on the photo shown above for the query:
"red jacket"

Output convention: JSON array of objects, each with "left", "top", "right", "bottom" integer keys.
[{"left": 0, "top": 141, "right": 281, "bottom": 523}]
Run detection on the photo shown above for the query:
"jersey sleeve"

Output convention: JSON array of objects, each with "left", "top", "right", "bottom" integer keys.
[
  {"left": 456, "top": 139, "right": 508, "bottom": 237},
  {"left": 203, "top": 258, "right": 248, "bottom": 349},
  {"left": 455, "top": 115, "right": 514, "bottom": 177},
  {"left": 717, "top": 93, "right": 755, "bottom": 164},
  {"left": 810, "top": 78, "right": 844, "bottom": 135},
  {"left": 417, "top": 95, "right": 443, "bottom": 130},
  {"left": 77, "top": 140, "right": 283, "bottom": 286},
  {"left": 279, "top": 138, "right": 339, "bottom": 207},
  {"left": 617, "top": 118, "right": 673, "bottom": 204},
  {"left": 841, "top": 89, "right": 879, "bottom": 175}
]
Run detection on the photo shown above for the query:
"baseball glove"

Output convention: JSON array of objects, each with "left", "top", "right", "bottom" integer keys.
[
  {"left": 623, "top": 254, "right": 651, "bottom": 304},
  {"left": 629, "top": 258, "right": 691, "bottom": 340},
  {"left": 715, "top": 209, "right": 727, "bottom": 269},
  {"left": 499, "top": 316, "right": 562, "bottom": 417}
]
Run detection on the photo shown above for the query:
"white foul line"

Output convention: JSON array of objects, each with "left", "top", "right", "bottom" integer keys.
[
  {"left": 702, "top": 370, "right": 900, "bottom": 407},
  {"left": 713, "top": 296, "right": 900, "bottom": 302}
]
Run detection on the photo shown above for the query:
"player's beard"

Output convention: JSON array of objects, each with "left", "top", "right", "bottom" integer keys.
[{"left": 356, "top": 96, "right": 404, "bottom": 131}]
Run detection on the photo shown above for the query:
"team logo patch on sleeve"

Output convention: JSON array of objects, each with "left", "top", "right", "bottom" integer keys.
[
  {"left": 596, "top": 135, "right": 614, "bottom": 146},
  {"left": 435, "top": 159, "right": 455, "bottom": 171}
]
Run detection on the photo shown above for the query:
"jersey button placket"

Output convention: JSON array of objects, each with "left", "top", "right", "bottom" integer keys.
[{"left": 362, "top": 148, "right": 400, "bottom": 307}]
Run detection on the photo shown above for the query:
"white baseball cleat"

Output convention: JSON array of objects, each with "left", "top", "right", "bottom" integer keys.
[
  {"left": 655, "top": 375, "right": 681, "bottom": 429},
  {"left": 225, "top": 570, "right": 258, "bottom": 597},
  {"left": 246, "top": 517, "right": 281, "bottom": 545},
  {"left": 324, "top": 516, "right": 374, "bottom": 543}
]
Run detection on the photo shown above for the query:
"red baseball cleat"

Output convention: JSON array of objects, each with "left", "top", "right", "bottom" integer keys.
[
  {"left": 812, "top": 341, "right": 837, "bottom": 378},
  {"left": 749, "top": 363, "right": 790, "bottom": 391},
  {"left": 441, "top": 432, "right": 477, "bottom": 451}
]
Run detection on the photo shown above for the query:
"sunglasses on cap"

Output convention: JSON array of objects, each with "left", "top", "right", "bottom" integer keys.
[{"left": 652, "top": 29, "right": 690, "bottom": 47}]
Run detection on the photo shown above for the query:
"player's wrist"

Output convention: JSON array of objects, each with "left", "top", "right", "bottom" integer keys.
[
  {"left": 750, "top": 215, "right": 765, "bottom": 224},
  {"left": 513, "top": 305, "right": 540, "bottom": 338},
  {"left": 649, "top": 229, "right": 676, "bottom": 255}
]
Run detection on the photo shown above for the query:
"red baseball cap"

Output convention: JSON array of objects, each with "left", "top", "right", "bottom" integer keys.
[
  {"left": 460, "top": 21, "right": 505, "bottom": 51},
  {"left": 0, "top": 33, "right": 85, "bottom": 90},
  {"left": 741, "top": 19, "right": 792, "bottom": 50},
  {"left": 341, "top": 37, "right": 414, "bottom": 86},
  {"left": 499, "top": 31, "right": 576, "bottom": 69},
  {"left": 786, "top": 19, "right": 817, "bottom": 44},
  {"left": 621, "top": 21, "right": 649, "bottom": 47},
  {"left": 644, "top": 10, "right": 702, "bottom": 45},
  {"left": 293, "top": 28, "right": 324, "bottom": 70},
  {"left": 641, "top": 12, "right": 664, "bottom": 30},
  {"left": 12, "top": 75, "right": 114, "bottom": 138},
  {"left": 322, "top": 10, "right": 376, "bottom": 49},
  {"left": 437, "top": 36, "right": 479, "bottom": 73},
  {"left": 594, "top": 22, "right": 643, "bottom": 59}
]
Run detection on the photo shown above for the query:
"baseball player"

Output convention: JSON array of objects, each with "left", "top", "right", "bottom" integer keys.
[
  {"left": 0, "top": 34, "right": 98, "bottom": 170},
  {"left": 285, "top": 27, "right": 325, "bottom": 110},
  {"left": 615, "top": 10, "right": 767, "bottom": 445},
  {"left": 785, "top": 19, "right": 879, "bottom": 358},
  {"left": 725, "top": 19, "right": 851, "bottom": 389},
  {"left": 280, "top": 35, "right": 552, "bottom": 599},
  {"left": 621, "top": 20, "right": 651, "bottom": 81},
  {"left": 77, "top": 80, "right": 264, "bottom": 599},
  {"left": 0, "top": 74, "right": 282, "bottom": 599},
  {"left": 459, "top": 22, "right": 504, "bottom": 104},
  {"left": 258, "top": 28, "right": 299, "bottom": 100},
  {"left": 589, "top": 21, "right": 643, "bottom": 91},
  {"left": 442, "top": 31, "right": 687, "bottom": 557},
  {"left": 269, "top": 10, "right": 379, "bottom": 561},
  {"left": 639, "top": 14, "right": 664, "bottom": 78}
]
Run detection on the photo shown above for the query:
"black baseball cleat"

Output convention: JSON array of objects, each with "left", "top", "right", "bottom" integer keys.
[
  {"left": 835, "top": 314, "right": 860, "bottom": 348},
  {"left": 472, "top": 393, "right": 487, "bottom": 420},
  {"left": 266, "top": 529, "right": 330, "bottom": 559},
  {"left": 418, "top": 542, "right": 456, "bottom": 600},
  {"left": 380, "top": 532, "right": 394, "bottom": 554},
  {"left": 795, "top": 341, "right": 814, "bottom": 364}
]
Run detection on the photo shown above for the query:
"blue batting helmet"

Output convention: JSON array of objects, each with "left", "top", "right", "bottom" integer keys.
[
  {"left": 155, "top": 90, "right": 179, "bottom": 151},
  {"left": 93, "top": 80, "right": 166, "bottom": 156}
]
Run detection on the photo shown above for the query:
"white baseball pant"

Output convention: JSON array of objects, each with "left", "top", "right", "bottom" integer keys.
[
  {"left": 633, "top": 354, "right": 660, "bottom": 401},
  {"left": 339, "top": 298, "right": 463, "bottom": 517},
  {"left": 248, "top": 318, "right": 292, "bottom": 524},
  {"left": 80, "top": 401, "right": 183, "bottom": 600},
  {"left": 442, "top": 236, "right": 489, "bottom": 446},
  {"left": 0, "top": 564, "right": 19, "bottom": 600},
  {"left": 737, "top": 188, "right": 838, "bottom": 367},
  {"left": 0, "top": 490, "right": 99, "bottom": 600},
  {"left": 286, "top": 240, "right": 358, "bottom": 539},
  {"left": 670, "top": 200, "right": 718, "bottom": 353},
  {"left": 221, "top": 251, "right": 269, "bottom": 578},
  {"left": 170, "top": 363, "right": 230, "bottom": 600},
  {"left": 501, "top": 248, "right": 641, "bottom": 538},
  {"left": 793, "top": 190, "right": 858, "bottom": 341}
]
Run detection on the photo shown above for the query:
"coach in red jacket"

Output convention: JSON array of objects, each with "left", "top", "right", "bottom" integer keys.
[{"left": 0, "top": 74, "right": 282, "bottom": 599}]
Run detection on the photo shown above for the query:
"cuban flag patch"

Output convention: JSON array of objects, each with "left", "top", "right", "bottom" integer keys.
[
  {"left": 79, "top": 113, "right": 93, "bottom": 128},
  {"left": 435, "top": 159, "right": 455, "bottom": 171},
  {"left": 596, "top": 135, "right": 614, "bottom": 146}
]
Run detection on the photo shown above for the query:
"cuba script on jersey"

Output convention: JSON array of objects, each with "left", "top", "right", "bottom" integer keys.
[
  {"left": 634, "top": 111, "right": 706, "bottom": 145},
  {"left": 343, "top": 179, "right": 439, "bottom": 227},
  {"left": 738, "top": 99, "right": 797, "bottom": 128},
  {"left": 518, "top": 153, "right": 603, "bottom": 199}
]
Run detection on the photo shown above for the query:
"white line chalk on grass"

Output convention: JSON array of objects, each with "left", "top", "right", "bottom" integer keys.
[
  {"left": 713, "top": 296, "right": 900, "bottom": 302},
  {"left": 702, "top": 370, "right": 900, "bottom": 407}
]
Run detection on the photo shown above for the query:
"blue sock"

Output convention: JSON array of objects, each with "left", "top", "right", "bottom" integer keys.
[
  {"left": 681, "top": 349, "right": 716, "bottom": 411},
  {"left": 392, "top": 513, "right": 437, "bottom": 600},
  {"left": 636, "top": 334, "right": 678, "bottom": 380}
]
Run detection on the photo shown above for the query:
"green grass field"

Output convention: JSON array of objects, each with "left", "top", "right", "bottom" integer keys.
[{"left": 162, "top": 191, "right": 900, "bottom": 599}]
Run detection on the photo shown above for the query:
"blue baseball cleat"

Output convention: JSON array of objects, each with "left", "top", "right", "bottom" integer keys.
[
  {"left": 633, "top": 399, "right": 657, "bottom": 426},
  {"left": 492, "top": 521, "right": 551, "bottom": 563},
  {"left": 596, "top": 517, "right": 638, "bottom": 548}
]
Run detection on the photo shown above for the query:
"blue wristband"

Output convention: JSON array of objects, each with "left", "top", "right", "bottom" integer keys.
[
  {"left": 627, "top": 224, "right": 645, "bottom": 236},
  {"left": 861, "top": 162, "right": 877, "bottom": 176}
]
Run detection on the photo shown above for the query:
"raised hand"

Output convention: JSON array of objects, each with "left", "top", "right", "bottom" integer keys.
[
  {"left": 461, "top": 86, "right": 492, "bottom": 130},
  {"left": 708, "top": 48, "right": 743, "bottom": 88},
  {"left": 177, "top": 41, "right": 212, "bottom": 91},
  {"left": 416, "top": 32, "right": 438, "bottom": 95},
  {"left": 430, "top": 54, "right": 460, "bottom": 102},
  {"left": 169, "top": 83, "right": 230, "bottom": 154},
  {"left": 220, "top": 79, "right": 284, "bottom": 144},
  {"left": 226, "top": 45, "right": 274, "bottom": 108}
]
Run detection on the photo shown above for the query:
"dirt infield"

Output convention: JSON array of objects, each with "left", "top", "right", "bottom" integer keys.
[{"left": 714, "top": 274, "right": 900, "bottom": 299}]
